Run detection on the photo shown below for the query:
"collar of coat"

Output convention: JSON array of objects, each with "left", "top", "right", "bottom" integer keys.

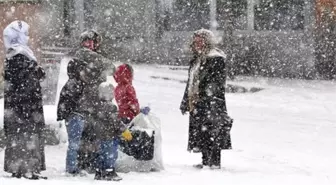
[{"left": 191, "top": 48, "right": 226, "bottom": 65}]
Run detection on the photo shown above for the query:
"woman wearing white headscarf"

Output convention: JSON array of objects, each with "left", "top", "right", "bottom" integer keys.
[{"left": 3, "top": 20, "right": 47, "bottom": 179}]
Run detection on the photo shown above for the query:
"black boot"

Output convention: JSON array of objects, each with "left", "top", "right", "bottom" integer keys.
[
  {"left": 104, "top": 169, "right": 122, "bottom": 181},
  {"left": 23, "top": 173, "right": 48, "bottom": 180},
  {"left": 209, "top": 148, "right": 221, "bottom": 169},
  {"left": 193, "top": 150, "right": 210, "bottom": 169},
  {"left": 12, "top": 173, "right": 23, "bottom": 178},
  {"left": 94, "top": 170, "right": 103, "bottom": 180}
]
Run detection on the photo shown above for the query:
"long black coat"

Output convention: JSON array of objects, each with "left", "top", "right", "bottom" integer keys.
[
  {"left": 180, "top": 52, "right": 233, "bottom": 151},
  {"left": 3, "top": 54, "right": 46, "bottom": 174}
]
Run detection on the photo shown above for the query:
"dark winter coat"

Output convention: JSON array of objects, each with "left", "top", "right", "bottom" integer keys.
[
  {"left": 58, "top": 48, "right": 114, "bottom": 172},
  {"left": 85, "top": 97, "right": 126, "bottom": 141},
  {"left": 3, "top": 54, "right": 46, "bottom": 174},
  {"left": 180, "top": 49, "right": 233, "bottom": 151},
  {"left": 57, "top": 48, "right": 114, "bottom": 121}
]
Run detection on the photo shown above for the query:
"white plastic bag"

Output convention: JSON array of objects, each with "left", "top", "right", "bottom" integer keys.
[{"left": 116, "top": 113, "right": 164, "bottom": 172}]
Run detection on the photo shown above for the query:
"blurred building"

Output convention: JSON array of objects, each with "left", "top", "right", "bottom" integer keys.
[{"left": 0, "top": 0, "right": 335, "bottom": 80}]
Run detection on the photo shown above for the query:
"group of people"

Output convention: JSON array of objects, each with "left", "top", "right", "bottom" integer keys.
[
  {"left": 2, "top": 20, "right": 233, "bottom": 181},
  {"left": 56, "top": 29, "right": 148, "bottom": 181}
]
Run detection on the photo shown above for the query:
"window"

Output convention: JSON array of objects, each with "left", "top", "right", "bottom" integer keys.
[
  {"left": 217, "top": 0, "right": 248, "bottom": 30},
  {"left": 83, "top": 0, "right": 95, "bottom": 30},
  {"left": 169, "top": 0, "right": 210, "bottom": 31},
  {"left": 254, "top": 0, "right": 305, "bottom": 31}
]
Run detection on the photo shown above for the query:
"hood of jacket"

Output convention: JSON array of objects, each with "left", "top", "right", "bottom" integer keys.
[{"left": 113, "top": 64, "right": 133, "bottom": 85}]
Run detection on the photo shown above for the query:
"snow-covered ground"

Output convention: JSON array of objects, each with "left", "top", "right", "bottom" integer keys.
[{"left": 1, "top": 60, "right": 336, "bottom": 185}]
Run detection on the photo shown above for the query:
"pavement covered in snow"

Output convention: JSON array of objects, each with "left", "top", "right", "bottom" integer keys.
[{"left": 0, "top": 60, "right": 336, "bottom": 185}]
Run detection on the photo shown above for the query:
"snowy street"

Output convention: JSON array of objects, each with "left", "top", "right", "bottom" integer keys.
[{"left": 1, "top": 62, "right": 336, "bottom": 185}]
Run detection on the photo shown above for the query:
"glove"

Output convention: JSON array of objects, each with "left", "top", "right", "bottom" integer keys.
[
  {"left": 180, "top": 101, "right": 188, "bottom": 115},
  {"left": 140, "top": 106, "right": 151, "bottom": 115},
  {"left": 121, "top": 129, "right": 133, "bottom": 141},
  {"left": 36, "top": 65, "right": 46, "bottom": 80}
]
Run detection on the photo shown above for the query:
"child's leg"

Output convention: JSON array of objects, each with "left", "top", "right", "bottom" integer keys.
[
  {"left": 101, "top": 138, "right": 119, "bottom": 171},
  {"left": 100, "top": 138, "right": 122, "bottom": 181},
  {"left": 94, "top": 142, "right": 104, "bottom": 180},
  {"left": 210, "top": 148, "right": 221, "bottom": 168}
]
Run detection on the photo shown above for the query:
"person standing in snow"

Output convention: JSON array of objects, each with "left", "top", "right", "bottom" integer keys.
[
  {"left": 56, "top": 30, "right": 115, "bottom": 175},
  {"left": 113, "top": 64, "right": 150, "bottom": 124},
  {"left": 180, "top": 29, "right": 233, "bottom": 169},
  {"left": 3, "top": 20, "right": 47, "bottom": 179},
  {"left": 81, "top": 83, "right": 132, "bottom": 181}
]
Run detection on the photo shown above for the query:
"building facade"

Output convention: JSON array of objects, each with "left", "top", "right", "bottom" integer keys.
[{"left": 0, "top": 0, "right": 335, "bottom": 80}]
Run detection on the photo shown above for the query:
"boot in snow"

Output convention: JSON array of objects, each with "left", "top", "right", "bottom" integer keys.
[
  {"left": 193, "top": 164, "right": 204, "bottom": 169},
  {"left": 210, "top": 165, "right": 221, "bottom": 170},
  {"left": 23, "top": 173, "right": 48, "bottom": 180},
  {"left": 11, "top": 173, "right": 23, "bottom": 178},
  {"left": 94, "top": 170, "right": 104, "bottom": 180},
  {"left": 104, "top": 169, "right": 122, "bottom": 181},
  {"left": 66, "top": 170, "right": 88, "bottom": 177}
]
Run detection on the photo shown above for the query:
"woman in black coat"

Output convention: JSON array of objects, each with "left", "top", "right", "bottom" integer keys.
[
  {"left": 3, "top": 21, "right": 46, "bottom": 179},
  {"left": 180, "top": 29, "right": 233, "bottom": 169}
]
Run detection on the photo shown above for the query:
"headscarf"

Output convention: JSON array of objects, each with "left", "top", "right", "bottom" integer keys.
[
  {"left": 188, "top": 29, "right": 219, "bottom": 111},
  {"left": 190, "top": 28, "right": 215, "bottom": 56},
  {"left": 3, "top": 20, "right": 36, "bottom": 61}
]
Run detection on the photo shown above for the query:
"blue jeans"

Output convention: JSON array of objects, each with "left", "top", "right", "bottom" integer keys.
[
  {"left": 65, "top": 114, "right": 85, "bottom": 173},
  {"left": 96, "top": 139, "right": 119, "bottom": 171}
]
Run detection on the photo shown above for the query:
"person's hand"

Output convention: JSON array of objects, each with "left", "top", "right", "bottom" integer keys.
[
  {"left": 121, "top": 129, "right": 133, "bottom": 141},
  {"left": 36, "top": 65, "right": 46, "bottom": 80},
  {"left": 140, "top": 106, "right": 151, "bottom": 115},
  {"left": 180, "top": 102, "right": 188, "bottom": 115}
]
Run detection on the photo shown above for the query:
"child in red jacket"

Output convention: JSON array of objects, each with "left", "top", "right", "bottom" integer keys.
[{"left": 114, "top": 64, "right": 149, "bottom": 124}]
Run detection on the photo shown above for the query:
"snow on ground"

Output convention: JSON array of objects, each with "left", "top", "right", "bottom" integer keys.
[{"left": 1, "top": 60, "right": 336, "bottom": 185}]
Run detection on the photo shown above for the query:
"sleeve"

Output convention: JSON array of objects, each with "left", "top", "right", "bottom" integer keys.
[
  {"left": 67, "top": 58, "right": 86, "bottom": 79},
  {"left": 107, "top": 104, "right": 127, "bottom": 135},
  {"left": 35, "top": 65, "right": 46, "bottom": 80},
  {"left": 180, "top": 66, "right": 191, "bottom": 113},
  {"left": 126, "top": 85, "right": 140, "bottom": 115}
]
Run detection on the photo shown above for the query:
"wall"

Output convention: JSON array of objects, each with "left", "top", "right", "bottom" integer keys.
[
  {"left": 155, "top": 0, "right": 317, "bottom": 79},
  {"left": 314, "top": 0, "right": 336, "bottom": 79},
  {"left": 92, "top": 0, "right": 157, "bottom": 62}
]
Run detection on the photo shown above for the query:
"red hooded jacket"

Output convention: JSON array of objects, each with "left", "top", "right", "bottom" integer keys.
[{"left": 113, "top": 64, "right": 140, "bottom": 121}]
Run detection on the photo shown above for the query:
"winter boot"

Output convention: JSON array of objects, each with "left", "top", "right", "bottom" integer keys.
[
  {"left": 193, "top": 164, "right": 205, "bottom": 169},
  {"left": 66, "top": 170, "right": 88, "bottom": 177},
  {"left": 209, "top": 148, "right": 221, "bottom": 170},
  {"left": 11, "top": 173, "right": 23, "bottom": 178},
  {"left": 193, "top": 150, "right": 210, "bottom": 169},
  {"left": 210, "top": 165, "right": 221, "bottom": 170},
  {"left": 94, "top": 170, "right": 104, "bottom": 180},
  {"left": 23, "top": 173, "right": 48, "bottom": 180},
  {"left": 104, "top": 169, "right": 122, "bottom": 181}
]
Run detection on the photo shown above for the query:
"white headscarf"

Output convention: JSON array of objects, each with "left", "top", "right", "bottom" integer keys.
[{"left": 3, "top": 20, "right": 37, "bottom": 61}]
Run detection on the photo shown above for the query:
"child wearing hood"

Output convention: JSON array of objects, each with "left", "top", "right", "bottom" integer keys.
[{"left": 113, "top": 64, "right": 150, "bottom": 124}]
